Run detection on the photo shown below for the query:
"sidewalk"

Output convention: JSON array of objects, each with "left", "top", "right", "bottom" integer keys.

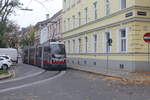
[{"left": 68, "top": 64, "right": 150, "bottom": 84}]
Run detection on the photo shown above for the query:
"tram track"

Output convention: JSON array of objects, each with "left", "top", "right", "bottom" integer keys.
[
  {"left": 0, "top": 70, "right": 65, "bottom": 93},
  {"left": 0, "top": 70, "right": 46, "bottom": 84}
]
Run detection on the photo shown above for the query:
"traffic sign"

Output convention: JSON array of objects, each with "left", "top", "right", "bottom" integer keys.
[
  {"left": 144, "top": 33, "right": 150, "bottom": 63},
  {"left": 144, "top": 33, "right": 150, "bottom": 42}
]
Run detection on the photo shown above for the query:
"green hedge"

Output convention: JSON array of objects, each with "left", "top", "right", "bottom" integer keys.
[{"left": 0, "top": 70, "right": 8, "bottom": 75}]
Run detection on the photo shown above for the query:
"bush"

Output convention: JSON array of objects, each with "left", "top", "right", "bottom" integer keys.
[{"left": 0, "top": 70, "right": 8, "bottom": 75}]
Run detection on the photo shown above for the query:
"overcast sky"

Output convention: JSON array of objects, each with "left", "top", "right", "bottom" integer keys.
[{"left": 10, "top": 0, "right": 62, "bottom": 28}]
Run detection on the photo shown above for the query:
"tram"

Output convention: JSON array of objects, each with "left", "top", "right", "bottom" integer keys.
[{"left": 23, "top": 41, "right": 67, "bottom": 70}]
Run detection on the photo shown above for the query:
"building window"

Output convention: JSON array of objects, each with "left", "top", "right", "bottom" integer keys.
[
  {"left": 73, "top": 40, "right": 75, "bottom": 53},
  {"left": 79, "top": 38, "right": 82, "bottom": 53},
  {"left": 68, "top": 0, "right": 71, "bottom": 9},
  {"left": 93, "top": 1, "right": 98, "bottom": 20},
  {"left": 77, "top": 0, "right": 81, "bottom": 3},
  {"left": 78, "top": 12, "right": 81, "bottom": 26},
  {"left": 72, "top": 15, "right": 75, "bottom": 28},
  {"left": 105, "top": 32, "right": 111, "bottom": 53},
  {"left": 56, "top": 22, "right": 58, "bottom": 35},
  {"left": 120, "top": 0, "right": 126, "bottom": 9},
  {"left": 64, "top": 0, "right": 66, "bottom": 4},
  {"left": 85, "top": 36, "right": 88, "bottom": 53},
  {"left": 64, "top": 0, "right": 66, "bottom": 10},
  {"left": 67, "top": 18, "right": 70, "bottom": 30},
  {"left": 119, "top": 29, "right": 127, "bottom": 52},
  {"left": 58, "top": 20, "right": 61, "bottom": 33},
  {"left": 93, "top": 34, "right": 97, "bottom": 53},
  {"left": 105, "top": 0, "right": 110, "bottom": 16},
  {"left": 72, "top": 0, "right": 75, "bottom": 6},
  {"left": 64, "top": 41, "right": 66, "bottom": 47},
  {"left": 65, "top": 0, "right": 70, "bottom": 9},
  {"left": 84, "top": 7, "right": 88, "bottom": 24},
  {"left": 68, "top": 40, "right": 70, "bottom": 53}
]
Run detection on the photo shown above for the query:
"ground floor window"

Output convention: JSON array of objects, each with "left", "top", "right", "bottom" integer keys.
[
  {"left": 104, "top": 32, "right": 111, "bottom": 53},
  {"left": 68, "top": 40, "right": 70, "bottom": 53},
  {"left": 85, "top": 37, "right": 88, "bottom": 53},
  {"left": 73, "top": 40, "right": 75, "bottom": 53},
  {"left": 119, "top": 28, "right": 127, "bottom": 52},
  {"left": 93, "top": 34, "right": 97, "bottom": 53},
  {"left": 64, "top": 28, "right": 128, "bottom": 54},
  {"left": 79, "top": 38, "right": 82, "bottom": 53}
]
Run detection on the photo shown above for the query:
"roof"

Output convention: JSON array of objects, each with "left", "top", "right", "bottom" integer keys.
[{"left": 35, "top": 10, "right": 63, "bottom": 27}]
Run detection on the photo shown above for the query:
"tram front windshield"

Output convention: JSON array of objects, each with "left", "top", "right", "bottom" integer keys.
[{"left": 51, "top": 44, "right": 66, "bottom": 57}]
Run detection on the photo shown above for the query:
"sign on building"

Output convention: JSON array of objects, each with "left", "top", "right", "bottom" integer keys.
[{"left": 40, "top": 27, "right": 49, "bottom": 44}]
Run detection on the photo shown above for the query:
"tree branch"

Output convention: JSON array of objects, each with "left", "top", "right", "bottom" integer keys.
[
  {"left": 3, "top": 5, "right": 13, "bottom": 21},
  {"left": 0, "top": 0, "right": 9, "bottom": 13}
]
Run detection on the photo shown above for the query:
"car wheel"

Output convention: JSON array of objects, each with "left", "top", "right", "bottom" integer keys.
[{"left": 2, "top": 64, "right": 8, "bottom": 70}]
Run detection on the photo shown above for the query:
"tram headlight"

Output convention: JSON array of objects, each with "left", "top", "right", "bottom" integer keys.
[{"left": 52, "top": 54, "right": 65, "bottom": 58}]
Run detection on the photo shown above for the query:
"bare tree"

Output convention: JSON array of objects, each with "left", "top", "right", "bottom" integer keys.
[
  {"left": 0, "top": 0, "right": 21, "bottom": 22},
  {"left": 0, "top": 0, "right": 21, "bottom": 47}
]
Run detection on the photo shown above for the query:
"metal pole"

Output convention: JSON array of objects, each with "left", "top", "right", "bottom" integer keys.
[
  {"left": 107, "top": 51, "right": 108, "bottom": 73},
  {"left": 106, "top": 41, "right": 109, "bottom": 74},
  {"left": 148, "top": 43, "right": 150, "bottom": 64}
]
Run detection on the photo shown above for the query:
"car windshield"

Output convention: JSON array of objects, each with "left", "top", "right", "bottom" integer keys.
[
  {"left": 0, "top": 58, "right": 4, "bottom": 61},
  {"left": 0, "top": 56, "right": 9, "bottom": 59}
]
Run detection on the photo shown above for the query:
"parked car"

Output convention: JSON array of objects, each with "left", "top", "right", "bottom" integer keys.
[
  {"left": 0, "top": 57, "right": 12, "bottom": 70},
  {"left": 0, "top": 55, "right": 12, "bottom": 65}
]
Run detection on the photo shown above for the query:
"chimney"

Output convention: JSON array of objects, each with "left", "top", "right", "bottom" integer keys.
[{"left": 46, "top": 14, "right": 49, "bottom": 20}]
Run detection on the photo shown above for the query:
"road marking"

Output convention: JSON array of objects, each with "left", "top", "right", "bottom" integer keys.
[
  {"left": 0, "top": 71, "right": 66, "bottom": 93},
  {"left": 0, "top": 70, "right": 45, "bottom": 84}
]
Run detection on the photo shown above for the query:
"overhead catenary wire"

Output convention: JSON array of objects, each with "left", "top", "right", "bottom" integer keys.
[
  {"left": 33, "top": 0, "right": 51, "bottom": 13},
  {"left": 26, "top": 0, "right": 33, "bottom": 8},
  {"left": 44, "top": 0, "right": 53, "bottom": 2},
  {"left": 20, "top": 0, "right": 33, "bottom": 11}
]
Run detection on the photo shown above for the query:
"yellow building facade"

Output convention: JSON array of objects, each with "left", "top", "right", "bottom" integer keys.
[{"left": 62, "top": 0, "right": 150, "bottom": 72}]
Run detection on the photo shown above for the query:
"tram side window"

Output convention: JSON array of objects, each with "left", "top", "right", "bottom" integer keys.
[
  {"left": 44, "top": 46, "right": 51, "bottom": 61},
  {"left": 44, "top": 46, "right": 51, "bottom": 53},
  {"left": 44, "top": 47, "right": 51, "bottom": 56},
  {"left": 29, "top": 49, "right": 32, "bottom": 57},
  {"left": 24, "top": 50, "right": 28, "bottom": 57},
  {"left": 37, "top": 47, "right": 42, "bottom": 57},
  {"left": 30, "top": 49, "right": 35, "bottom": 58}
]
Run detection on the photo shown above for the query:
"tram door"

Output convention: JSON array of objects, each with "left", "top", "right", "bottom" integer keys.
[
  {"left": 36, "top": 47, "right": 42, "bottom": 67},
  {"left": 43, "top": 46, "right": 51, "bottom": 68},
  {"left": 23, "top": 49, "right": 29, "bottom": 64}
]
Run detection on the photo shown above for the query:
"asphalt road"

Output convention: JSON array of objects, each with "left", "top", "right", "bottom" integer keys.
[{"left": 0, "top": 63, "right": 150, "bottom": 100}]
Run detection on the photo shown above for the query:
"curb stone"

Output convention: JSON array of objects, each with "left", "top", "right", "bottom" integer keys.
[
  {"left": 68, "top": 64, "right": 150, "bottom": 84},
  {"left": 0, "top": 70, "right": 15, "bottom": 80}
]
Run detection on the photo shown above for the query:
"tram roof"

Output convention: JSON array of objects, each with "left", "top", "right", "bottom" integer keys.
[
  {"left": 42, "top": 41, "right": 64, "bottom": 45},
  {"left": 23, "top": 41, "right": 64, "bottom": 49},
  {"left": 49, "top": 42, "right": 64, "bottom": 45}
]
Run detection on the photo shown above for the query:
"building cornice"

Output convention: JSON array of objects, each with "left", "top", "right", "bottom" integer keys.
[
  {"left": 62, "top": 5, "right": 150, "bottom": 35},
  {"left": 62, "top": 17, "right": 150, "bottom": 40},
  {"left": 67, "top": 52, "right": 149, "bottom": 56}
]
